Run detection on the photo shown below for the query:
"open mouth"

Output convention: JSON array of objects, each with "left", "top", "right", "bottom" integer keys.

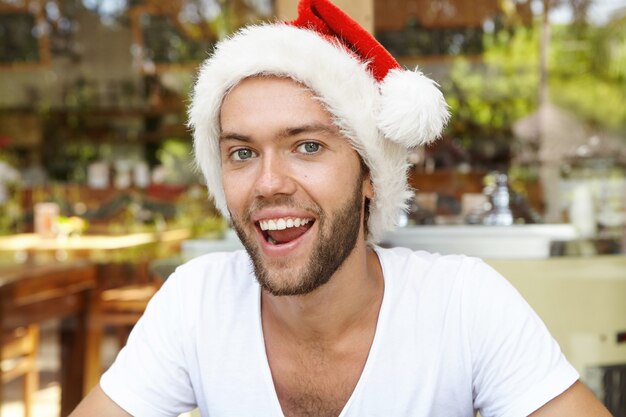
[{"left": 257, "top": 217, "right": 315, "bottom": 245}]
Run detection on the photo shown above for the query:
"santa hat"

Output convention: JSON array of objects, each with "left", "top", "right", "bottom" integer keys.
[{"left": 189, "top": 0, "right": 449, "bottom": 244}]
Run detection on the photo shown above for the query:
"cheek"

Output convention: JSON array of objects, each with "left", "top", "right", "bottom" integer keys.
[
  {"left": 291, "top": 160, "right": 360, "bottom": 197},
  {"left": 221, "top": 169, "right": 250, "bottom": 208}
]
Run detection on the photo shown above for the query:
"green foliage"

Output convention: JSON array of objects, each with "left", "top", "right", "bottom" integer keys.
[
  {"left": 549, "top": 25, "right": 595, "bottom": 77},
  {"left": 445, "top": 11, "right": 626, "bottom": 158},
  {"left": 156, "top": 138, "right": 197, "bottom": 184},
  {"left": 551, "top": 75, "right": 626, "bottom": 130},
  {"left": 591, "top": 15, "right": 626, "bottom": 81},
  {"left": 444, "top": 25, "right": 540, "bottom": 154},
  {"left": 549, "top": 17, "right": 626, "bottom": 131},
  {"left": 208, "top": 2, "right": 238, "bottom": 39}
]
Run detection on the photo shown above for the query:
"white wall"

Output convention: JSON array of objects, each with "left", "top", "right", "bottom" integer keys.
[{"left": 488, "top": 256, "right": 626, "bottom": 394}]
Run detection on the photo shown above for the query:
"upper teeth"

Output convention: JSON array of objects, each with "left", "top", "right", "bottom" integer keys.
[{"left": 259, "top": 218, "right": 312, "bottom": 231}]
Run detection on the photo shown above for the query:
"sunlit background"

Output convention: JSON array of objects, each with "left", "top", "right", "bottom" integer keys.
[{"left": 1, "top": 0, "right": 625, "bottom": 416}]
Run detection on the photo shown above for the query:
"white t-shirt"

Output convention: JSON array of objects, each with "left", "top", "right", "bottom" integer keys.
[{"left": 101, "top": 247, "right": 578, "bottom": 417}]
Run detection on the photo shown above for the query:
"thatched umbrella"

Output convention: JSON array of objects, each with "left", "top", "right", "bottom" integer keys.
[
  {"left": 512, "top": 103, "right": 626, "bottom": 164},
  {"left": 512, "top": 103, "right": 626, "bottom": 223}
]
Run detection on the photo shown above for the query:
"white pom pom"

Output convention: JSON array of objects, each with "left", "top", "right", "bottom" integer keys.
[{"left": 377, "top": 68, "right": 450, "bottom": 148}]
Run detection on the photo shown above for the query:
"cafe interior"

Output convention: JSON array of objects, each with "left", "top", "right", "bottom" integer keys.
[{"left": 0, "top": 0, "right": 625, "bottom": 415}]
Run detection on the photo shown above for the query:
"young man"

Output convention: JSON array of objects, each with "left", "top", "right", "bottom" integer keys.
[{"left": 71, "top": 0, "right": 611, "bottom": 416}]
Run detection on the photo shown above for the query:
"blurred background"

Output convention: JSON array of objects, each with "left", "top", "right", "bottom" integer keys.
[{"left": 0, "top": 0, "right": 625, "bottom": 416}]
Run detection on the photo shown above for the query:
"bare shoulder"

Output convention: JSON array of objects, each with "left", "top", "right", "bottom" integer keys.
[
  {"left": 69, "top": 385, "right": 132, "bottom": 417},
  {"left": 530, "top": 380, "right": 612, "bottom": 417}
]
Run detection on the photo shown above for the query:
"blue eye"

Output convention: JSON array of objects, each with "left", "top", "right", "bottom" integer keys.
[
  {"left": 297, "top": 142, "right": 321, "bottom": 154},
  {"left": 232, "top": 148, "right": 255, "bottom": 161}
]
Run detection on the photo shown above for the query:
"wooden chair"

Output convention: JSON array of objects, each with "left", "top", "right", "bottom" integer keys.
[
  {"left": 98, "top": 283, "right": 160, "bottom": 343},
  {"left": 83, "top": 261, "right": 161, "bottom": 393},
  {"left": 1, "top": 324, "right": 39, "bottom": 417},
  {"left": 0, "top": 260, "right": 97, "bottom": 414}
]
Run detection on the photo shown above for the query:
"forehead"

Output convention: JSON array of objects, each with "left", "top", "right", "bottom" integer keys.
[
  {"left": 219, "top": 76, "right": 333, "bottom": 127},
  {"left": 226, "top": 75, "right": 313, "bottom": 97},
  {"left": 224, "top": 75, "right": 313, "bottom": 101}
]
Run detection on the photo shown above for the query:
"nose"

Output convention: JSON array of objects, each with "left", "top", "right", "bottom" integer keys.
[{"left": 253, "top": 152, "right": 297, "bottom": 198}]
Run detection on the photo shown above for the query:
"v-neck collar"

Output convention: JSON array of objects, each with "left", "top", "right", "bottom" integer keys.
[{"left": 253, "top": 246, "right": 391, "bottom": 416}]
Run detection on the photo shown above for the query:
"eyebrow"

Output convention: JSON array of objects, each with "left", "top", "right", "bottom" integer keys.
[
  {"left": 219, "top": 132, "right": 251, "bottom": 142},
  {"left": 219, "top": 123, "right": 338, "bottom": 143},
  {"left": 279, "top": 123, "right": 338, "bottom": 138}
]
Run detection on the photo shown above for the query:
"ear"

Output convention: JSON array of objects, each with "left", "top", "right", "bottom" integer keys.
[{"left": 362, "top": 173, "right": 375, "bottom": 200}]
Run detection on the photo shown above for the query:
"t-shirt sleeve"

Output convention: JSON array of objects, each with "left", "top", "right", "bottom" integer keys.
[
  {"left": 100, "top": 271, "right": 197, "bottom": 417},
  {"left": 465, "top": 259, "right": 579, "bottom": 417}
]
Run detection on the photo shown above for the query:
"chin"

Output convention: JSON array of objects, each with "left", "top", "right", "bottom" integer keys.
[{"left": 255, "top": 256, "right": 331, "bottom": 297}]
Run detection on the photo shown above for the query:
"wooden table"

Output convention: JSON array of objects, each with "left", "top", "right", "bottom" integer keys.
[
  {"left": 0, "top": 260, "right": 97, "bottom": 416},
  {"left": 0, "top": 228, "right": 191, "bottom": 252},
  {"left": 0, "top": 228, "right": 190, "bottom": 412}
]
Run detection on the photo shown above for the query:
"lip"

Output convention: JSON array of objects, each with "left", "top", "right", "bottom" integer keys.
[
  {"left": 251, "top": 208, "right": 317, "bottom": 258},
  {"left": 250, "top": 208, "right": 315, "bottom": 223}
]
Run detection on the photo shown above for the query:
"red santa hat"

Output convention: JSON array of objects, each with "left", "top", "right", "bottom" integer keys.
[{"left": 189, "top": 0, "right": 449, "bottom": 244}]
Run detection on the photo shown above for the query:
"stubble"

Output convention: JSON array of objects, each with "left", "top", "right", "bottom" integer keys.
[{"left": 231, "top": 181, "right": 364, "bottom": 296}]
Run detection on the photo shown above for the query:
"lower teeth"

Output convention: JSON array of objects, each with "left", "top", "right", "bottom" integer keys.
[{"left": 268, "top": 236, "right": 277, "bottom": 245}]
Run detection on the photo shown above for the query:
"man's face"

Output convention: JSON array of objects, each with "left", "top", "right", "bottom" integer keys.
[{"left": 219, "top": 76, "right": 373, "bottom": 296}]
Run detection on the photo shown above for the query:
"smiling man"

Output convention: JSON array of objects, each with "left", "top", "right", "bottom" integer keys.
[
  {"left": 220, "top": 76, "right": 373, "bottom": 299},
  {"left": 70, "top": 0, "right": 612, "bottom": 416}
]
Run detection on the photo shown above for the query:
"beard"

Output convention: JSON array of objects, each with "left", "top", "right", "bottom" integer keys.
[{"left": 230, "top": 180, "right": 364, "bottom": 296}]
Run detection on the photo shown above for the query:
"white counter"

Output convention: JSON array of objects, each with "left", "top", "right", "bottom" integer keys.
[
  {"left": 380, "top": 224, "right": 579, "bottom": 259},
  {"left": 182, "top": 229, "right": 244, "bottom": 260},
  {"left": 182, "top": 224, "right": 579, "bottom": 260}
]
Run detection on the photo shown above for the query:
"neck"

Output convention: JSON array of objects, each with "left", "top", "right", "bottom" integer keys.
[{"left": 261, "top": 243, "right": 384, "bottom": 345}]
